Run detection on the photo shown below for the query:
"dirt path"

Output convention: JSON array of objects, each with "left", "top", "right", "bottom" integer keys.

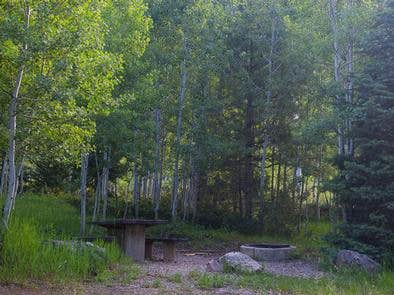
[{"left": 0, "top": 247, "right": 325, "bottom": 295}]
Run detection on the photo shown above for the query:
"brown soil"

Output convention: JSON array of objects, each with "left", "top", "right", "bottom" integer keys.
[{"left": 0, "top": 246, "right": 325, "bottom": 295}]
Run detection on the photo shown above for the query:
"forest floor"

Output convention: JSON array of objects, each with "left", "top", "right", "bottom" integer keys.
[
  {"left": 1, "top": 241, "right": 393, "bottom": 295},
  {"left": 0, "top": 246, "right": 325, "bottom": 295},
  {"left": 0, "top": 195, "right": 393, "bottom": 294}
]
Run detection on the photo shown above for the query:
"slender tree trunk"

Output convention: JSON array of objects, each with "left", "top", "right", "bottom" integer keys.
[
  {"left": 317, "top": 145, "right": 323, "bottom": 220},
  {"left": 133, "top": 165, "right": 139, "bottom": 218},
  {"left": 243, "top": 92, "right": 256, "bottom": 221},
  {"left": 346, "top": 0, "right": 354, "bottom": 155},
  {"left": 123, "top": 178, "right": 132, "bottom": 219},
  {"left": 3, "top": 4, "right": 30, "bottom": 226},
  {"left": 18, "top": 159, "right": 24, "bottom": 195},
  {"left": 0, "top": 156, "right": 8, "bottom": 195},
  {"left": 282, "top": 162, "right": 288, "bottom": 195},
  {"left": 171, "top": 58, "right": 188, "bottom": 221},
  {"left": 90, "top": 153, "right": 101, "bottom": 234},
  {"left": 270, "top": 148, "right": 276, "bottom": 203},
  {"left": 329, "top": 0, "right": 345, "bottom": 156},
  {"left": 92, "top": 153, "right": 101, "bottom": 221},
  {"left": 276, "top": 156, "right": 282, "bottom": 200},
  {"left": 14, "top": 156, "right": 24, "bottom": 198},
  {"left": 182, "top": 176, "right": 189, "bottom": 221},
  {"left": 153, "top": 109, "right": 162, "bottom": 219},
  {"left": 101, "top": 150, "right": 109, "bottom": 220},
  {"left": 80, "top": 153, "right": 89, "bottom": 236},
  {"left": 158, "top": 128, "right": 166, "bottom": 207},
  {"left": 258, "top": 139, "right": 268, "bottom": 225},
  {"left": 304, "top": 177, "right": 310, "bottom": 233},
  {"left": 297, "top": 177, "right": 305, "bottom": 232}
]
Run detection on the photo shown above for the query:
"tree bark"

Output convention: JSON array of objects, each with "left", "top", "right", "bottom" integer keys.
[
  {"left": 171, "top": 58, "right": 188, "bottom": 221},
  {"left": 329, "top": 0, "right": 345, "bottom": 156},
  {"left": 3, "top": 4, "right": 30, "bottom": 226},
  {"left": 101, "top": 150, "right": 110, "bottom": 220},
  {"left": 346, "top": 0, "right": 354, "bottom": 156},
  {"left": 258, "top": 139, "right": 268, "bottom": 225},
  {"left": 152, "top": 109, "right": 161, "bottom": 219},
  {"left": 14, "top": 156, "right": 24, "bottom": 198},
  {"left": 0, "top": 155, "right": 8, "bottom": 195},
  {"left": 276, "top": 155, "right": 282, "bottom": 200},
  {"left": 80, "top": 153, "right": 89, "bottom": 236},
  {"left": 316, "top": 145, "right": 323, "bottom": 220},
  {"left": 270, "top": 147, "right": 276, "bottom": 203},
  {"left": 133, "top": 165, "right": 140, "bottom": 218},
  {"left": 243, "top": 94, "right": 255, "bottom": 221}
]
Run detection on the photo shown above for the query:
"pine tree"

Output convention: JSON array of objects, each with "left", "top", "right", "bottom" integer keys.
[{"left": 331, "top": 0, "right": 394, "bottom": 264}]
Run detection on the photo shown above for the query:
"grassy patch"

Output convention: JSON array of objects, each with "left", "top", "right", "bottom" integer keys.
[
  {"left": 147, "top": 222, "right": 289, "bottom": 250},
  {"left": 235, "top": 268, "right": 394, "bottom": 295},
  {"left": 188, "top": 269, "right": 394, "bottom": 294},
  {"left": 167, "top": 272, "right": 182, "bottom": 283},
  {"left": 96, "top": 263, "right": 140, "bottom": 285},
  {"left": 0, "top": 194, "right": 136, "bottom": 284},
  {"left": 189, "top": 271, "right": 234, "bottom": 289},
  {"left": 143, "top": 279, "right": 163, "bottom": 288}
]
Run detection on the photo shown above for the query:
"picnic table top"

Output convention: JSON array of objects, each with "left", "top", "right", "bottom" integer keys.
[
  {"left": 146, "top": 237, "right": 189, "bottom": 242},
  {"left": 90, "top": 219, "right": 168, "bottom": 228}
]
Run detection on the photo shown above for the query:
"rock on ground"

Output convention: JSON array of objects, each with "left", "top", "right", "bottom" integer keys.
[
  {"left": 335, "top": 249, "right": 380, "bottom": 273},
  {"left": 206, "top": 259, "right": 224, "bottom": 272},
  {"left": 218, "top": 252, "right": 263, "bottom": 273}
]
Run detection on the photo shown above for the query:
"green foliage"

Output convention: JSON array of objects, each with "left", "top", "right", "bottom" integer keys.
[
  {"left": 189, "top": 271, "right": 233, "bottom": 289},
  {"left": 9, "top": 193, "right": 81, "bottom": 237},
  {"left": 329, "top": 1, "right": 394, "bottom": 266},
  {"left": 237, "top": 269, "right": 394, "bottom": 295},
  {"left": 0, "top": 194, "right": 130, "bottom": 283},
  {"left": 0, "top": 219, "right": 106, "bottom": 283},
  {"left": 167, "top": 272, "right": 182, "bottom": 283}
]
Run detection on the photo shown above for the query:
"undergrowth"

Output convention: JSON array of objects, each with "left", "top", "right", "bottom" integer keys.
[{"left": 0, "top": 194, "right": 133, "bottom": 284}]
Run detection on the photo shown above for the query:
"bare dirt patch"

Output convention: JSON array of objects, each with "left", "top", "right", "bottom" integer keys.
[{"left": 0, "top": 246, "right": 325, "bottom": 294}]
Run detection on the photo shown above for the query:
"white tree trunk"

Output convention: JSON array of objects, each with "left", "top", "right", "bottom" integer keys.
[
  {"left": 101, "top": 150, "right": 109, "bottom": 220},
  {"left": 316, "top": 145, "right": 323, "bottom": 220},
  {"left": 3, "top": 4, "right": 30, "bottom": 226},
  {"left": 346, "top": 0, "right": 354, "bottom": 156},
  {"left": 329, "top": 0, "right": 345, "bottom": 156},
  {"left": 14, "top": 156, "right": 25, "bottom": 199},
  {"left": 171, "top": 58, "right": 188, "bottom": 221},
  {"left": 123, "top": 178, "right": 132, "bottom": 219},
  {"left": 133, "top": 165, "right": 140, "bottom": 218},
  {"left": 258, "top": 139, "right": 269, "bottom": 224},
  {"left": 153, "top": 109, "right": 162, "bottom": 219},
  {"left": 0, "top": 156, "right": 8, "bottom": 195},
  {"left": 80, "top": 153, "right": 89, "bottom": 236}
]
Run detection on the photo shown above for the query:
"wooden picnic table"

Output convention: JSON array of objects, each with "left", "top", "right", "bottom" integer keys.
[{"left": 91, "top": 219, "right": 168, "bottom": 263}]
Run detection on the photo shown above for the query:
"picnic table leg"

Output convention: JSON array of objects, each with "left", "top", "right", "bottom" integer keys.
[
  {"left": 163, "top": 240, "right": 176, "bottom": 262},
  {"left": 123, "top": 225, "right": 145, "bottom": 263},
  {"left": 145, "top": 240, "right": 153, "bottom": 260}
]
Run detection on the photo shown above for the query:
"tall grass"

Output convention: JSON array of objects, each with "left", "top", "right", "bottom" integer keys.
[{"left": 0, "top": 194, "right": 125, "bottom": 283}]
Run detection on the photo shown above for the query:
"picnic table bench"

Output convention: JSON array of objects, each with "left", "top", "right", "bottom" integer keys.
[
  {"left": 145, "top": 237, "right": 189, "bottom": 262},
  {"left": 91, "top": 219, "right": 168, "bottom": 262}
]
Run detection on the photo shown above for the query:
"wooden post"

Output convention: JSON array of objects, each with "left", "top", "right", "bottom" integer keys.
[
  {"left": 145, "top": 239, "right": 153, "bottom": 260},
  {"left": 123, "top": 225, "right": 145, "bottom": 263},
  {"left": 163, "top": 240, "right": 176, "bottom": 262}
]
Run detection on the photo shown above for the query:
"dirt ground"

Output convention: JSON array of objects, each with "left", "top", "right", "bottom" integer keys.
[{"left": 0, "top": 246, "right": 324, "bottom": 295}]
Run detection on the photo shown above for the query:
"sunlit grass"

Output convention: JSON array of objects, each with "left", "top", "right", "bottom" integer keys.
[{"left": 0, "top": 194, "right": 136, "bottom": 284}]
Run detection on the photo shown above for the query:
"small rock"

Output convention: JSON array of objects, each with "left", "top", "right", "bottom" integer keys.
[
  {"left": 207, "top": 259, "right": 224, "bottom": 272},
  {"left": 335, "top": 249, "right": 380, "bottom": 273},
  {"left": 219, "top": 252, "right": 262, "bottom": 273}
]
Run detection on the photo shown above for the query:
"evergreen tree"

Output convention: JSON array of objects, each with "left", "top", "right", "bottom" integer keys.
[{"left": 331, "top": 0, "right": 394, "bottom": 264}]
